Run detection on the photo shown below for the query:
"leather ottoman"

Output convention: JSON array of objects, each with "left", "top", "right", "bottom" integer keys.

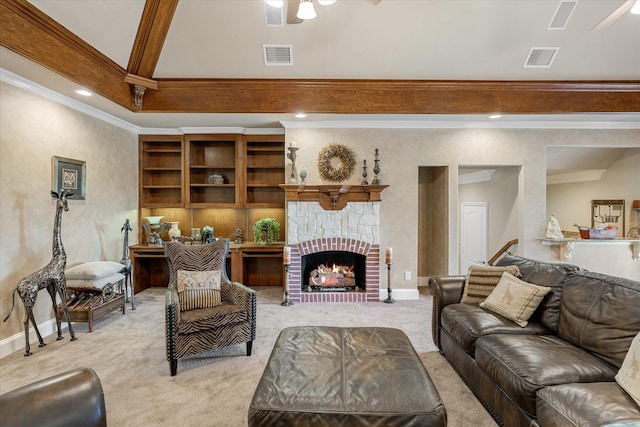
[{"left": 249, "top": 326, "right": 446, "bottom": 426}]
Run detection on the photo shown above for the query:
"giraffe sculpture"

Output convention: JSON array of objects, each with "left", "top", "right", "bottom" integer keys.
[
  {"left": 120, "top": 218, "right": 135, "bottom": 309},
  {"left": 3, "top": 190, "right": 77, "bottom": 356}
]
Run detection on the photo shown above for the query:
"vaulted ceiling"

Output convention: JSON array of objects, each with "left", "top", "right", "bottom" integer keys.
[{"left": 0, "top": 0, "right": 639, "bottom": 129}]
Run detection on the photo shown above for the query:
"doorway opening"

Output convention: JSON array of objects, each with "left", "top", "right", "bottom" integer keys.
[{"left": 418, "top": 166, "right": 449, "bottom": 284}]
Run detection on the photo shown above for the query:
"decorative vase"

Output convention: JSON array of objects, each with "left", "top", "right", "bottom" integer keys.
[
  {"left": 168, "top": 222, "right": 181, "bottom": 239},
  {"left": 191, "top": 227, "right": 202, "bottom": 243}
]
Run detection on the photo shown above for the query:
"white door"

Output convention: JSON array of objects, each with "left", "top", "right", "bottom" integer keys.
[{"left": 461, "top": 202, "right": 488, "bottom": 274}]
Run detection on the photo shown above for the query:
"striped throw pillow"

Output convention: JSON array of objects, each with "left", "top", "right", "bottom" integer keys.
[
  {"left": 177, "top": 270, "right": 222, "bottom": 311},
  {"left": 460, "top": 265, "right": 521, "bottom": 304}
]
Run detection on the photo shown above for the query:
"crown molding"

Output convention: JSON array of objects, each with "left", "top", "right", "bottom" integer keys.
[
  {"left": 280, "top": 116, "right": 640, "bottom": 130},
  {"left": 1, "top": 68, "right": 140, "bottom": 134}
]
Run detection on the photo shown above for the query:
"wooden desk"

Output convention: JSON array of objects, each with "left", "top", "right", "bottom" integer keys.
[{"left": 129, "top": 243, "right": 284, "bottom": 294}]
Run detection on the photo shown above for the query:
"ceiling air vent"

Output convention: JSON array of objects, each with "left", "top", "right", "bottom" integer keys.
[
  {"left": 524, "top": 47, "right": 559, "bottom": 68},
  {"left": 549, "top": 0, "right": 577, "bottom": 30},
  {"left": 263, "top": 44, "right": 293, "bottom": 66}
]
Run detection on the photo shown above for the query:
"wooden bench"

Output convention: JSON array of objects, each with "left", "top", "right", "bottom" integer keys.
[{"left": 58, "top": 282, "right": 125, "bottom": 332}]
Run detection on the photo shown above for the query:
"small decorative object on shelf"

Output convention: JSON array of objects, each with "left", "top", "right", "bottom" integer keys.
[
  {"left": 299, "top": 167, "right": 307, "bottom": 184},
  {"left": 143, "top": 217, "right": 168, "bottom": 246},
  {"left": 287, "top": 142, "right": 299, "bottom": 184},
  {"left": 168, "top": 222, "right": 181, "bottom": 239},
  {"left": 545, "top": 213, "right": 564, "bottom": 239},
  {"left": 384, "top": 247, "right": 395, "bottom": 304},
  {"left": 361, "top": 159, "right": 369, "bottom": 185},
  {"left": 145, "top": 216, "right": 164, "bottom": 230},
  {"left": 207, "top": 173, "right": 224, "bottom": 184},
  {"left": 371, "top": 148, "right": 382, "bottom": 185},
  {"left": 202, "top": 225, "right": 215, "bottom": 243},
  {"left": 253, "top": 218, "right": 280, "bottom": 245},
  {"left": 191, "top": 227, "right": 202, "bottom": 243},
  {"left": 281, "top": 246, "right": 293, "bottom": 307},
  {"left": 234, "top": 228, "right": 243, "bottom": 244}
]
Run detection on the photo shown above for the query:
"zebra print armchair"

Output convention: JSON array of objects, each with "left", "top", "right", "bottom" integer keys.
[{"left": 164, "top": 239, "right": 256, "bottom": 376}]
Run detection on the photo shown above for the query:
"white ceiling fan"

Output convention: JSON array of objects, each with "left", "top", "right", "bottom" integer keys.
[
  {"left": 265, "top": 0, "right": 380, "bottom": 25},
  {"left": 592, "top": 0, "right": 640, "bottom": 31}
]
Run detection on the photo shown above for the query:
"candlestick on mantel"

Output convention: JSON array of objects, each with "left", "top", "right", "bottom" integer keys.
[{"left": 385, "top": 247, "right": 393, "bottom": 265}]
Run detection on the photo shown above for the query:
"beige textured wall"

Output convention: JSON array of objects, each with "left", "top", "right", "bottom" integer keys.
[
  {"left": 0, "top": 82, "right": 138, "bottom": 340},
  {"left": 285, "top": 127, "right": 640, "bottom": 289}
]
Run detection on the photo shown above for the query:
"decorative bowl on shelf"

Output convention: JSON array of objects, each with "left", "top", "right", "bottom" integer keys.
[
  {"left": 145, "top": 216, "right": 164, "bottom": 230},
  {"left": 589, "top": 226, "right": 618, "bottom": 240}
]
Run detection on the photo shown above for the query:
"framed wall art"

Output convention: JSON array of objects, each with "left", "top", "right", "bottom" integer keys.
[{"left": 52, "top": 156, "right": 86, "bottom": 200}]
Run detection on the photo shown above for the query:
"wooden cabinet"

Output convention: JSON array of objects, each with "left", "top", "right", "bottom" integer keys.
[
  {"left": 139, "top": 136, "right": 184, "bottom": 207},
  {"left": 130, "top": 244, "right": 282, "bottom": 293},
  {"left": 186, "top": 134, "right": 242, "bottom": 207},
  {"left": 244, "top": 134, "right": 286, "bottom": 207},
  {"left": 136, "top": 132, "right": 286, "bottom": 289},
  {"left": 185, "top": 133, "right": 285, "bottom": 208}
]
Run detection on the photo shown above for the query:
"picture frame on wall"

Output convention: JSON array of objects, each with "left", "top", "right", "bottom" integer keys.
[{"left": 52, "top": 156, "right": 86, "bottom": 200}]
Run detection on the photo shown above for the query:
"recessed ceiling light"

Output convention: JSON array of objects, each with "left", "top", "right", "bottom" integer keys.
[
  {"left": 294, "top": 112, "right": 307, "bottom": 118},
  {"left": 489, "top": 114, "right": 502, "bottom": 119},
  {"left": 75, "top": 89, "right": 92, "bottom": 97}
]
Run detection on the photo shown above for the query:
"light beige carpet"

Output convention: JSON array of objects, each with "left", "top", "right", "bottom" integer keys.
[{"left": 0, "top": 286, "right": 497, "bottom": 427}]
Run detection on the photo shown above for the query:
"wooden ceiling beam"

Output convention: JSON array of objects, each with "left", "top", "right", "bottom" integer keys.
[
  {"left": 142, "top": 79, "right": 640, "bottom": 114},
  {"left": 0, "top": 0, "right": 131, "bottom": 109},
  {"left": 1, "top": 0, "right": 639, "bottom": 116},
  {"left": 127, "top": 0, "right": 179, "bottom": 78}
]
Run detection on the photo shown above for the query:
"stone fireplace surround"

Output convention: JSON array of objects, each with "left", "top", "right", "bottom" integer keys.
[{"left": 282, "top": 185, "right": 387, "bottom": 303}]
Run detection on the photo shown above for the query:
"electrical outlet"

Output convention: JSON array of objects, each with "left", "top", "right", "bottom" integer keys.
[{"left": 404, "top": 271, "right": 411, "bottom": 280}]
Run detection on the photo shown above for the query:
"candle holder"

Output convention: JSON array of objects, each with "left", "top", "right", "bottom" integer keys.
[
  {"left": 287, "top": 146, "right": 299, "bottom": 184},
  {"left": 282, "top": 246, "right": 293, "bottom": 306},
  {"left": 384, "top": 263, "right": 395, "bottom": 304},
  {"left": 282, "top": 264, "right": 294, "bottom": 306},
  {"left": 371, "top": 148, "right": 382, "bottom": 185}
]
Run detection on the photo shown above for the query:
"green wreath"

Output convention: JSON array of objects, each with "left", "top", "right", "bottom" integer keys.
[{"left": 317, "top": 143, "right": 356, "bottom": 182}]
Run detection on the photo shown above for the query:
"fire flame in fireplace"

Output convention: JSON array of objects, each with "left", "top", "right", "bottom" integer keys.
[{"left": 310, "top": 263, "right": 355, "bottom": 287}]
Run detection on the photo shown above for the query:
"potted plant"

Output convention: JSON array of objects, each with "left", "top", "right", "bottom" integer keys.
[{"left": 253, "top": 218, "right": 280, "bottom": 245}]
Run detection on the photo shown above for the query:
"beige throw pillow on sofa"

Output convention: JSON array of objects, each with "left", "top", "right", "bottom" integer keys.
[
  {"left": 616, "top": 332, "right": 640, "bottom": 408},
  {"left": 177, "top": 270, "right": 222, "bottom": 311},
  {"left": 479, "top": 272, "right": 551, "bottom": 327},
  {"left": 461, "top": 265, "right": 522, "bottom": 304}
]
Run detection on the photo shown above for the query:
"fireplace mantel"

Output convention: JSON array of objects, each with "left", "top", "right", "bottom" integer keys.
[{"left": 280, "top": 184, "right": 389, "bottom": 210}]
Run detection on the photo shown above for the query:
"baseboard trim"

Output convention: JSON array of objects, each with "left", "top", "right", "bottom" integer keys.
[
  {"left": 0, "top": 317, "right": 68, "bottom": 359},
  {"left": 378, "top": 288, "right": 419, "bottom": 301}
]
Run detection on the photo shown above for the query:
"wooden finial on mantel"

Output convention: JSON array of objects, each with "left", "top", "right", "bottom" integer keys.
[{"left": 123, "top": 74, "right": 159, "bottom": 110}]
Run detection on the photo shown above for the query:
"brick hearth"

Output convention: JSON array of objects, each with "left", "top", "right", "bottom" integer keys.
[{"left": 287, "top": 237, "right": 380, "bottom": 303}]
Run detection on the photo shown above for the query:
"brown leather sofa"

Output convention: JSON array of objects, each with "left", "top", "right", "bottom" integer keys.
[
  {"left": 429, "top": 254, "right": 640, "bottom": 427},
  {"left": 0, "top": 368, "right": 107, "bottom": 427}
]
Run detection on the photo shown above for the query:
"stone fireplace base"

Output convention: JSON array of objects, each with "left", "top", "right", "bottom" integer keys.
[{"left": 288, "top": 238, "right": 380, "bottom": 303}]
